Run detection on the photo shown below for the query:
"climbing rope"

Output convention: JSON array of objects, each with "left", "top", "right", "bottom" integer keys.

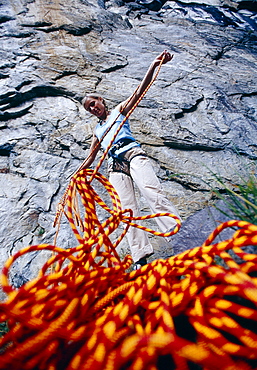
[{"left": 0, "top": 167, "right": 257, "bottom": 370}]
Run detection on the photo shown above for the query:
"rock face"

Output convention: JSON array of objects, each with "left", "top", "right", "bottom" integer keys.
[{"left": 0, "top": 0, "right": 256, "bottom": 298}]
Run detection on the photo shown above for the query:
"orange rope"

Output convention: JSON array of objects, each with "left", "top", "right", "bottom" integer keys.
[{"left": 1, "top": 169, "right": 257, "bottom": 370}]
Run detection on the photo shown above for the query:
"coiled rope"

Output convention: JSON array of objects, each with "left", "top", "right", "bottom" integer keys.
[{"left": 0, "top": 168, "right": 257, "bottom": 369}]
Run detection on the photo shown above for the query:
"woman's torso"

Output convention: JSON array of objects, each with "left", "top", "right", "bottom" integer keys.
[{"left": 95, "top": 108, "right": 138, "bottom": 153}]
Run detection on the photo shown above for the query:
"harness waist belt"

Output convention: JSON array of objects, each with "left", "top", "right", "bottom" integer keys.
[{"left": 109, "top": 139, "right": 138, "bottom": 158}]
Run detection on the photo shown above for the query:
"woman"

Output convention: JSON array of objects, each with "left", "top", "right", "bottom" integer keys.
[{"left": 81, "top": 50, "right": 181, "bottom": 268}]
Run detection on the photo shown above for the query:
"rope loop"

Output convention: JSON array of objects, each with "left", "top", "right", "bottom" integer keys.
[{"left": 1, "top": 166, "right": 257, "bottom": 370}]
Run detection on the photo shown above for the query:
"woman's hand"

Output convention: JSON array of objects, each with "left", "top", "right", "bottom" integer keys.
[{"left": 154, "top": 50, "right": 173, "bottom": 66}]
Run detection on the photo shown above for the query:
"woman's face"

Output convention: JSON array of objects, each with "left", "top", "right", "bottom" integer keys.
[{"left": 84, "top": 97, "right": 106, "bottom": 119}]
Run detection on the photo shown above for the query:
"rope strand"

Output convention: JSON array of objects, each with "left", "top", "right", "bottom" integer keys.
[{"left": 0, "top": 175, "right": 257, "bottom": 369}]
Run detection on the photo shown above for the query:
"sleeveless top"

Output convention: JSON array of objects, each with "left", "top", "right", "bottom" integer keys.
[{"left": 95, "top": 108, "right": 139, "bottom": 157}]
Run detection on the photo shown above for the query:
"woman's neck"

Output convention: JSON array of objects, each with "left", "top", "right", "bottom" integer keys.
[{"left": 99, "top": 110, "right": 110, "bottom": 124}]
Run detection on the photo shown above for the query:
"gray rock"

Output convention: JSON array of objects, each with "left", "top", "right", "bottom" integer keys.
[{"left": 171, "top": 200, "right": 234, "bottom": 255}]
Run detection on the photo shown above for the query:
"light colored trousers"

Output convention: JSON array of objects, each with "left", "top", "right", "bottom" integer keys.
[{"left": 109, "top": 150, "right": 181, "bottom": 263}]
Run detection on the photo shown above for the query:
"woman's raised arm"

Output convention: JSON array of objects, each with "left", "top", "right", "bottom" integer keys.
[{"left": 118, "top": 50, "right": 173, "bottom": 116}]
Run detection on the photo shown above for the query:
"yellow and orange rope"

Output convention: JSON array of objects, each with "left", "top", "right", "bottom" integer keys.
[{"left": 0, "top": 168, "right": 257, "bottom": 370}]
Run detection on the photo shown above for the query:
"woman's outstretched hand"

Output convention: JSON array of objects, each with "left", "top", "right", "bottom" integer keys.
[
  {"left": 118, "top": 50, "right": 174, "bottom": 115},
  {"left": 154, "top": 50, "right": 173, "bottom": 66}
]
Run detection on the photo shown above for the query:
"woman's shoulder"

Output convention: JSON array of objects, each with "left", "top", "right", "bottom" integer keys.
[
  {"left": 115, "top": 102, "right": 130, "bottom": 118},
  {"left": 115, "top": 103, "right": 123, "bottom": 112},
  {"left": 116, "top": 100, "right": 130, "bottom": 114},
  {"left": 110, "top": 105, "right": 126, "bottom": 119}
]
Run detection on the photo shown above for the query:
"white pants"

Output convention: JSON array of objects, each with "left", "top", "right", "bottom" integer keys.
[{"left": 109, "top": 152, "right": 181, "bottom": 262}]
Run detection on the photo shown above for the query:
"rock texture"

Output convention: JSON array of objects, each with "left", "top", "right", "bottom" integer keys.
[{"left": 0, "top": 0, "right": 256, "bottom": 298}]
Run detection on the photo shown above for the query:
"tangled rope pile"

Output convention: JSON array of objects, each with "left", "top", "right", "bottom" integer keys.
[{"left": 0, "top": 168, "right": 257, "bottom": 370}]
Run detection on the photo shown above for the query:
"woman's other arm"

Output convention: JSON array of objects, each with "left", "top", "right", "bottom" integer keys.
[{"left": 80, "top": 135, "right": 100, "bottom": 170}]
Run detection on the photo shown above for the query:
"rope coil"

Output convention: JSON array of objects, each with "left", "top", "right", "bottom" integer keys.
[{"left": 0, "top": 169, "right": 257, "bottom": 370}]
